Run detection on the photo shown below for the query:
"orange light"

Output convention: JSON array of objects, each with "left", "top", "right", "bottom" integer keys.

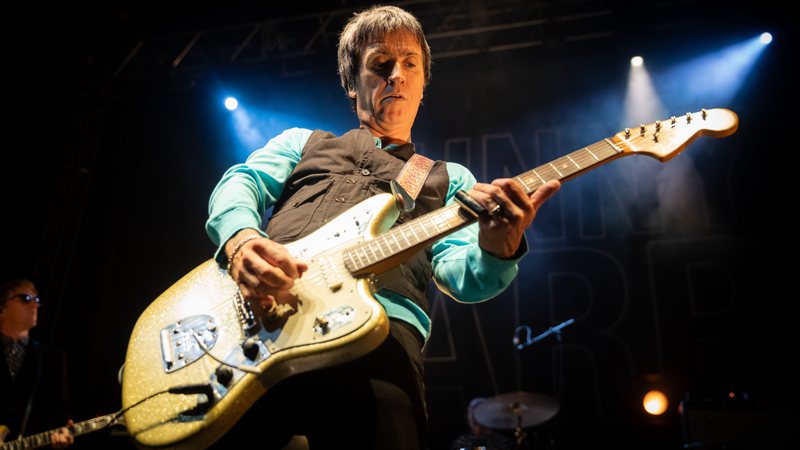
[{"left": 643, "top": 390, "right": 668, "bottom": 415}]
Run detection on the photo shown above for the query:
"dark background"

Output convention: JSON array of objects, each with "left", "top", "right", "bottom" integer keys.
[{"left": 3, "top": 1, "right": 796, "bottom": 449}]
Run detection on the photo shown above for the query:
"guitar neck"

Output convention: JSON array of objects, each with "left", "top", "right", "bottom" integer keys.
[
  {"left": 514, "top": 137, "right": 624, "bottom": 194},
  {"left": 1, "top": 415, "right": 115, "bottom": 450},
  {"left": 344, "top": 136, "right": 625, "bottom": 276}
]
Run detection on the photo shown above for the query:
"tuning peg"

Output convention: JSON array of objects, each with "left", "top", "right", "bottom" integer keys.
[
  {"left": 655, "top": 120, "right": 661, "bottom": 131},
  {"left": 701, "top": 108, "right": 708, "bottom": 119},
  {"left": 640, "top": 124, "right": 645, "bottom": 135},
  {"left": 671, "top": 116, "right": 677, "bottom": 125},
  {"left": 686, "top": 112, "right": 692, "bottom": 123},
  {"left": 624, "top": 127, "right": 630, "bottom": 138}
]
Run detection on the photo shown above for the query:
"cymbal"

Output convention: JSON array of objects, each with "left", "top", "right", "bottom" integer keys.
[{"left": 473, "top": 391, "right": 559, "bottom": 429}]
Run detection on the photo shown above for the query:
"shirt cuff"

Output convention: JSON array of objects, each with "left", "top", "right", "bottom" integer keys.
[
  {"left": 472, "top": 234, "right": 529, "bottom": 285},
  {"left": 207, "top": 208, "right": 268, "bottom": 266}
]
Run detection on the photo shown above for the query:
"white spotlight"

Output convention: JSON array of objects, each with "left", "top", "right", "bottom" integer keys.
[
  {"left": 630, "top": 56, "right": 644, "bottom": 67},
  {"left": 760, "top": 32, "right": 772, "bottom": 45},
  {"left": 224, "top": 97, "right": 239, "bottom": 111}
]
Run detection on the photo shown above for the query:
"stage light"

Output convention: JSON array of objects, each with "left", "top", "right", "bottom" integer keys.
[
  {"left": 643, "top": 390, "right": 669, "bottom": 416},
  {"left": 623, "top": 55, "right": 666, "bottom": 129},
  {"left": 654, "top": 34, "right": 771, "bottom": 109},
  {"left": 224, "top": 97, "right": 239, "bottom": 111},
  {"left": 760, "top": 32, "right": 772, "bottom": 45}
]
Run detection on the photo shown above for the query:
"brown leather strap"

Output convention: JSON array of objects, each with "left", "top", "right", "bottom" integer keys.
[{"left": 395, "top": 153, "right": 435, "bottom": 200}]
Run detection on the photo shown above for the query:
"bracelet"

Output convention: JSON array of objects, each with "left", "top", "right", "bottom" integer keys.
[{"left": 226, "top": 234, "right": 262, "bottom": 273}]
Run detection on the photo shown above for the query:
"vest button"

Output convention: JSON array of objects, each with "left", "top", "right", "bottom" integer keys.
[
  {"left": 335, "top": 196, "right": 345, "bottom": 202},
  {"left": 360, "top": 169, "right": 371, "bottom": 176},
  {"left": 346, "top": 178, "right": 355, "bottom": 184}
]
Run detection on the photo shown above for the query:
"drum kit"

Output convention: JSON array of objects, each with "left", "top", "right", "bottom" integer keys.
[
  {"left": 461, "top": 318, "right": 573, "bottom": 449},
  {"left": 468, "top": 390, "right": 560, "bottom": 450}
]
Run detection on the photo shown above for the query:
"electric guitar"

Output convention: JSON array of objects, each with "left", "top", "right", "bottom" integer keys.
[
  {"left": 0, "top": 414, "right": 120, "bottom": 450},
  {"left": 121, "top": 108, "right": 738, "bottom": 449}
]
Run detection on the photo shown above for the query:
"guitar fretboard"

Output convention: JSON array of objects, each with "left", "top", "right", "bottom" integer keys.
[
  {"left": 515, "top": 138, "right": 621, "bottom": 194},
  {"left": 343, "top": 138, "right": 622, "bottom": 274},
  {"left": 2, "top": 415, "right": 114, "bottom": 450}
]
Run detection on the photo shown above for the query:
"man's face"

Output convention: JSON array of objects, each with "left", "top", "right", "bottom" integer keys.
[
  {"left": 350, "top": 29, "right": 425, "bottom": 141},
  {"left": 1, "top": 282, "right": 39, "bottom": 330}
]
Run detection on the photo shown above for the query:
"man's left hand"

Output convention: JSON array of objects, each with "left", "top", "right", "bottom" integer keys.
[
  {"left": 469, "top": 178, "right": 560, "bottom": 259},
  {"left": 50, "top": 420, "right": 74, "bottom": 448}
]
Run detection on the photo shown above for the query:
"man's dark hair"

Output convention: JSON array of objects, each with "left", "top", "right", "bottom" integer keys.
[{"left": 0, "top": 278, "right": 35, "bottom": 308}]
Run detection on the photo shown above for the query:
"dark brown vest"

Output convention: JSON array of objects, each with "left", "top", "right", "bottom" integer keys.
[{"left": 264, "top": 128, "right": 450, "bottom": 314}]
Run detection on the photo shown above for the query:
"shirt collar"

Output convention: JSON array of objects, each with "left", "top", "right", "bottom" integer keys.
[
  {"left": 373, "top": 136, "right": 400, "bottom": 151},
  {"left": 2, "top": 334, "right": 29, "bottom": 347}
]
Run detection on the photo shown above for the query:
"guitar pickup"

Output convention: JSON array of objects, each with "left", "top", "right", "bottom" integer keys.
[{"left": 318, "top": 255, "right": 344, "bottom": 291}]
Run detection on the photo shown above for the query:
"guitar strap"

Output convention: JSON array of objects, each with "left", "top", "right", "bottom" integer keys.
[
  {"left": 18, "top": 346, "right": 44, "bottom": 438},
  {"left": 371, "top": 153, "right": 436, "bottom": 292},
  {"left": 394, "top": 153, "right": 435, "bottom": 201}
]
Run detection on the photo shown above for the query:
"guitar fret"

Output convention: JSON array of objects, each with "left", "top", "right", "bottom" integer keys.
[
  {"left": 420, "top": 222, "right": 431, "bottom": 238},
  {"left": 357, "top": 247, "right": 370, "bottom": 266},
  {"left": 577, "top": 150, "right": 596, "bottom": 165},
  {"left": 409, "top": 225, "right": 421, "bottom": 242},
  {"left": 390, "top": 232, "right": 401, "bottom": 249},
  {"left": 344, "top": 249, "right": 354, "bottom": 270},
  {"left": 383, "top": 234, "right": 396, "bottom": 252},
  {"left": 514, "top": 175, "right": 532, "bottom": 193},
  {"left": 366, "top": 243, "right": 379, "bottom": 262},
  {"left": 352, "top": 247, "right": 364, "bottom": 267},
  {"left": 531, "top": 169, "right": 546, "bottom": 184},
  {"left": 375, "top": 239, "right": 387, "bottom": 258},
  {"left": 430, "top": 216, "right": 442, "bottom": 232},
  {"left": 400, "top": 229, "right": 412, "bottom": 246},
  {"left": 441, "top": 211, "right": 456, "bottom": 230},
  {"left": 567, "top": 154, "right": 581, "bottom": 169},
  {"left": 548, "top": 162, "right": 564, "bottom": 177},
  {"left": 604, "top": 138, "right": 623, "bottom": 153},
  {"left": 585, "top": 146, "right": 600, "bottom": 161},
  {"left": 540, "top": 166, "right": 557, "bottom": 180}
]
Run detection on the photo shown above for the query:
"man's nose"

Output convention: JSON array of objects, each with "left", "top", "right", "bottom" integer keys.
[{"left": 387, "top": 62, "right": 405, "bottom": 84}]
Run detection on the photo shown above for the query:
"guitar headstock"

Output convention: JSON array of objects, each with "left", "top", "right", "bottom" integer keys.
[{"left": 614, "top": 108, "right": 738, "bottom": 162}]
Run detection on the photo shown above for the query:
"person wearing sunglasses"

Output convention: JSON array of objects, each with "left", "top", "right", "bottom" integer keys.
[{"left": 0, "top": 279, "right": 73, "bottom": 448}]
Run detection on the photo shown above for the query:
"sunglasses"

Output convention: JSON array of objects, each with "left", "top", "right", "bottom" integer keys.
[{"left": 9, "top": 294, "right": 41, "bottom": 304}]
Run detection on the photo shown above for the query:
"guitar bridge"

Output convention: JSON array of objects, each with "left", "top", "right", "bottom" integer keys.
[
  {"left": 312, "top": 305, "right": 356, "bottom": 336},
  {"left": 160, "top": 315, "right": 219, "bottom": 373}
]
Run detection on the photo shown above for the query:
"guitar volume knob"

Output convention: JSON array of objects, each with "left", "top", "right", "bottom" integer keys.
[
  {"left": 215, "top": 365, "right": 234, "bottom": 386},
  {"left": 241, "top": 338, "right": 260, "bottom": 360}
]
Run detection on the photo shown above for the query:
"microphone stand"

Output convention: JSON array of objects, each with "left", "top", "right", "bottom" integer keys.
[
  {"left": 513, "top": 318, "right": 574, "bottom": 351},
  {"left": 513, "top": 318, "right": 575, "bottom": 448}
]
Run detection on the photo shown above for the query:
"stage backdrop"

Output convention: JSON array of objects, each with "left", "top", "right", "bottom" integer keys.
[{"left": 4, "top": 3, "right": 794, "bottom": 449}]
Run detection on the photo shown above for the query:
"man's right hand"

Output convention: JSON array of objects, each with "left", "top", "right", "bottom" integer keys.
[{"left": 225, "top": 228, "right": 308, "bottom": 308}]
